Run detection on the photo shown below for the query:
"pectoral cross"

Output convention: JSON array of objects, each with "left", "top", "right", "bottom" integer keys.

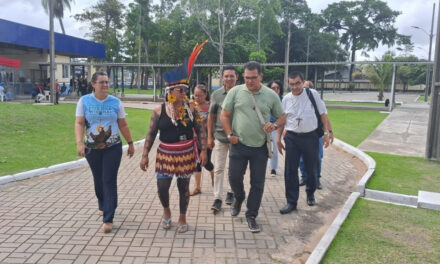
[{"left": 296, "top": 117, "right": 302, "bottom": 126}]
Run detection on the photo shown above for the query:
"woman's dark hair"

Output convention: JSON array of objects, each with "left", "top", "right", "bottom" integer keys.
[
  {"left": 267, "top": 80, "right": 284, "bottom": 97},
  {"left": 91, "top": 71, "right": 108, "bottom": 83},
  {"left": 194, "top": 83, "right": 210, "bottom": 101}
]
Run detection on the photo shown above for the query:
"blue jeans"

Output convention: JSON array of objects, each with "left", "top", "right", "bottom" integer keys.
[
  {"left": 299, "top": 137, "right": 323, "bottom": 180},
  {"left": 268, "top": 130, "right": 279, "bottom": 170},
  {"left": 229, "top": 142, "right": 268, "bottom": 218},
  {"left": 86, "top": 143, "right": 122, "bottom": 223},
  {"left": 284, "top": 132, "right": 319, "bottom": 205}
]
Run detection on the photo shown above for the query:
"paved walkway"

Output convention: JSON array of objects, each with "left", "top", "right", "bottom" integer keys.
[
  {"left": 358, "top": 102, "right": 429, "bottom": 157},
  {"left": 0, "top": 144, "right": 364, "bottom": 264}
]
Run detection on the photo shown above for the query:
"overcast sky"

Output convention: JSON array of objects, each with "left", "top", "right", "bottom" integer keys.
[{"left": 0, "top": 0, "right": 437, "bottom": 61}]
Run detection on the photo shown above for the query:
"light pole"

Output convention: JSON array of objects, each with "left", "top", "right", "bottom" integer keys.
[{"left": 412, "top": 3, "right": 435, "bottom": 102}]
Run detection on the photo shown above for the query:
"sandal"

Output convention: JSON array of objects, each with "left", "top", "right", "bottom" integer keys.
[
  {"left": 161, "top": 217, "right": 172, "bottom": 230},
  {"left": 176, "top": 224, "right": 188, "bottom": 233},
  {"left": 189, "top": 188, "right": 201, "bottom": 196}
]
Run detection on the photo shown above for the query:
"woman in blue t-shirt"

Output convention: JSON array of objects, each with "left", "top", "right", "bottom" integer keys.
[{"left": 75, "top": 71, "right": 134, "bottom": 233}]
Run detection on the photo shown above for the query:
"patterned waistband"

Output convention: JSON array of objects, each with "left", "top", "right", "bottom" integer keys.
[{"left": 159, "top": 139, "right": 194, "bottom": 150}]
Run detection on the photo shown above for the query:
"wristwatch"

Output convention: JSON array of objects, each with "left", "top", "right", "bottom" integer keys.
[
  {"left": 324, "top": 131, "right": 329, "bottom": 136},
  {"left": 273, "top": 123, "right": 278, "bottom": 130},
  {"left": 227, "top": 133, "right": 233, "bottom": 139}
]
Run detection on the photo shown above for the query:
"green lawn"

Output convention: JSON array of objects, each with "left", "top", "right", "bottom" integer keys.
[
  {"left": 322, "top": 199, "right": 440, "bottom": 264},
  {"left": 417, "top": 95, "right": 430, "bottom": 102},
  {"left": 328, "top": 108, "right": 388, "bottom": 146},
  {"left": 325, "top": 101, "right": 387, "bottom": 107},
  {"left": 110, "top": 87, "right": 156, "bottom": 95},
  {"left": 0, "top": 103, "right": 151, "bottom": 176},
  {"left": 366, "top": 152, "right": 440, "bottom": 195}
]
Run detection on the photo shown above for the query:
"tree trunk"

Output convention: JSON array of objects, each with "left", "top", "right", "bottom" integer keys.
[
  {"left": 130, "top": 69, "right": 134, "bottom": 88},
  {"left": 283, "top": 1, "right": 293, "bottom": 90},
  {"left": 58, "top": 18, "right": 66, "bottom": 35},
  {"left": 141, "top": 68, "right": 145, "bottom": 88},
  {"left": 349, "top": 45, "right": 356, "bottom": 83}
]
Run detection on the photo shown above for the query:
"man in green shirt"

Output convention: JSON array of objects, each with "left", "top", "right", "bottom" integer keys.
[{"left": 220, "top": 61, "right": 285, "bottom": 233}]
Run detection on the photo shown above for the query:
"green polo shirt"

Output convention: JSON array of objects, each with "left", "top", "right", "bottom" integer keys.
[
  {"left": 222, "top": 84, "right": 284, "bottom": 147},
  {"left": 209, "top": 86, "right": 229, "bottom": 143}
]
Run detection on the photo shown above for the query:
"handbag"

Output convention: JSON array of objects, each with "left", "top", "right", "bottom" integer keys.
[{"left": 249, "top": 93, "right": 273, "bottom": 158}]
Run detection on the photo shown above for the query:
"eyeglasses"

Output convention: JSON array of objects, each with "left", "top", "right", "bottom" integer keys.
[
  {"left": 171, "top": 87, "right": 187, "bottom": 94},
  {"left": 97, "top": 81, "right": 109, "bottom": 85},
  {"left": 271, "top": 86, "right": 280, "bottom": 90},
  {"left": 244, "top": 76, "right": 259, "bottom": 80},
  {"left": 290, "top": 81, "right": 303, "bottom": 87}
]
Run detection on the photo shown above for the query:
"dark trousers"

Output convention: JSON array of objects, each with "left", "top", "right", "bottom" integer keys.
[
  {"left": 284, "top": 131, "right": 319, "bottom": 205},
  {"left": 228, "top": 142, "right": 268, "bottom": 218},
  {"left": 85, "top": 143, "right": 122, "bottom": 223}
]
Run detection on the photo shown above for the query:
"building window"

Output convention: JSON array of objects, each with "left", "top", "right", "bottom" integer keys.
[{"left": 62, "top": 64, "right": 69, "bottom": 78}]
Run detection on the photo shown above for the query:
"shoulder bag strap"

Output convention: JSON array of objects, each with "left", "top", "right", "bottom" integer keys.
[
  {"left": 305, "top": 88, "right": 320, "bottom": 120},
  {"left": 249, "top": 93, "right": 273, "bottom": 157}
]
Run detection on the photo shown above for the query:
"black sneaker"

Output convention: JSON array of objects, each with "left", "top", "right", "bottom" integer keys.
[
  {"left": 246, "top": 216, "right": 260, "bottom": 233},
  {"left": 225, "top": 192, "right": 234, "bottom": 205},
  {"left": 211, "top": 199, "right": 222, "bottom": 212},
  {"left": 270, "top": 169, "right": 276, "bottom": 176}
]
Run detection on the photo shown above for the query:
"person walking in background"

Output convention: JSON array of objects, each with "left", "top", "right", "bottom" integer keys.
[
  {"left": 75, "top": 71, "right": 135, "bottom": 233},
  {"left": 298, "top": 81, "right": 334, "bottom": 189},
  {"left": 221, "top": 61, "right": 285, "bottom": 232},
  {"left": 208, "top": 66, "right": 239, "bottom": 213},
  {"left": 277, "top": 72, "right": 330, "bottom": 215},
  {"left": 0, "top": 82, "right": 5, "bottom": 102},
  {"left": 267, "top": 80, "right": 284, "bottom": 176},
  {"left": 139, "top": 42, "right": 208, "bottom": 233},
  {"left": 55, "top": 79, "right": 60, "bottom": 105},
  {"left": 190, "top": 83, "right": 214, "bottom": 196}
]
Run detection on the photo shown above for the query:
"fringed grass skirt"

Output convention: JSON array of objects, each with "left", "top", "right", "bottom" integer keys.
[{"left": 155, "top": 139, "right": 196, "bottom": 179}]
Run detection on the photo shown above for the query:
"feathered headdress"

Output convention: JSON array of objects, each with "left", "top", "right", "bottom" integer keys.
[{"left": 163, "top": 40, "right": 208, "bottom": 89}]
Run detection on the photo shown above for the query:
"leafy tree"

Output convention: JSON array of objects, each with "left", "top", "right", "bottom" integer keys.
[
  {"left": 362, "top": 52, "right": 394, "bottom": 101},
  {"left": 41, "top": 0, "right": 74, "bottom": 34},
  {"left": 395, "top": 55, "right": 427, "bottom": 90},
  {"left": 323, "top": 0, "right": 411, "bottom": 82},
  {"left": 74, "top": 0, "right": 125, "bottom": 62},
  {"left": 183, "top": 0, "right": 251, "bottom": 67}
]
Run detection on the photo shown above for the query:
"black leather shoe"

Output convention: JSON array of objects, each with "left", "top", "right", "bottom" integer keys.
[
  {"left": 307, "top": 194, "right": 316, "bottom": 206},
  {"left": 230, "top": 200, "right": 242, "bottom": 217},
  {"left": 280, "top": 203, "right": 297, "bottom": 214},
  {"left": 299, "top": 178, "right": 306, "bottom": 186}
]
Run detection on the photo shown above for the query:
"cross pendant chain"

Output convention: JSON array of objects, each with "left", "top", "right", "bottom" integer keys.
[{"left": 296, "top": 117, "right": 302, "bottom": 126}]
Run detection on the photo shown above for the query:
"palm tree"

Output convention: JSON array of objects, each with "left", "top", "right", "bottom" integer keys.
[
  {"left": 41, "top": 0, "right": 73, "bottom": 35},
  {"left": 362, "top": 53, "right": 394, "bottom": 101}
]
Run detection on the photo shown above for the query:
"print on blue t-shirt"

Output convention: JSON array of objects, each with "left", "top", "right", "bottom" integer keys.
[{"left": 82, "top": 94, "right": 122, "bottom": 149}]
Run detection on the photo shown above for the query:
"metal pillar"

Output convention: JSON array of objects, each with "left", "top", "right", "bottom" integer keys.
[
  {"left": 426, "top": 3, "right": 440, "bottom": 160},
  {"left": 389, "top": 64, "right": 397, "bottom": 112}
]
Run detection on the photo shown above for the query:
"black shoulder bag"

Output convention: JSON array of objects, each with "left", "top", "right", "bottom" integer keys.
[{"left": 305, "top": 88, "right": 324, "bottom": 137}]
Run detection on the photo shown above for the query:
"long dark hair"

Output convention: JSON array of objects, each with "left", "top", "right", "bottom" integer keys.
[{"left": 267, "top": 80, "right": 284, "bottom": 97}]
